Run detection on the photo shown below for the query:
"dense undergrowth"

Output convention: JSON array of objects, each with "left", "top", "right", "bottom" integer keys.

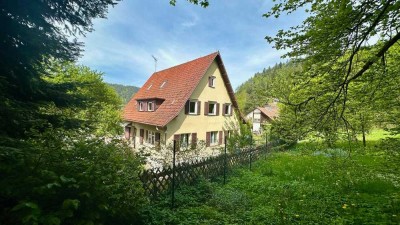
[{"left": 143, "top": 137, "right": 400, "bottom": 224}]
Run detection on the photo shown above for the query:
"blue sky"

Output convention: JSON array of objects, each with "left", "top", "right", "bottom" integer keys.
[{"left": 78, "top": 0, "right": 306, "bottom": 90}]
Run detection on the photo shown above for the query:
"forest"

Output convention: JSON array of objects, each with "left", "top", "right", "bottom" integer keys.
[
  {"left": 1, "top": 0, "right": 399, "bottom": 224},
  {"left": 107, "top": 83, "right": 139, "bottom": 104}
]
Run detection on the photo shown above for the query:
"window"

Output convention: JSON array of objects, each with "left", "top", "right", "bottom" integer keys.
[
  {"left": 210, "top": 131, "right": 218, "bottom": 145},
  {"left": 224, "top": 104, "right": 232, "bottom": 115},
  {"left": 148, "top": 101, "right": 154, "bottom": 111},
  {"left": 209, "top": 76, "right": 216, "bottom": 87},
  {"left": 208, "top": 102, "right": 217, "bottom": 115},
  {"left": 146, "top": 130, "right": 155, "bottom": 144},
  {"left": 139, "top": 102, "right": 144, "bottom": 111},
  {"left": 189, "top": 101, "right": 197, "bottom": 114},
  {"left": 180, "top": 133, "right": 190, "bottom": 148}
]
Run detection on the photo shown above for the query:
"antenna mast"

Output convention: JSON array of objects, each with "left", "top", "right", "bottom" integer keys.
[{"left": 152, "top": 55, "right": 158, "bottom": 72}]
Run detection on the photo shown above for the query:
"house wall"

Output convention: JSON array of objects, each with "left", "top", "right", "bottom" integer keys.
[
  {"left": 246, "top": 109, "right": 262, "bottom": 133},
  {"left": 165, "top": 61, "right": 238, "bottom": 146},
  {"left": 128, "top": 122, "right": 166, "bottom": 148}
]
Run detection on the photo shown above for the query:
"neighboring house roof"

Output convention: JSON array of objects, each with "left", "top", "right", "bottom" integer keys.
[
  {"left": 257, "top": 103, "right": 279, "bottom": 120},
  {"left": 123, "top": 52, "right": 239, "bottom": 127}
]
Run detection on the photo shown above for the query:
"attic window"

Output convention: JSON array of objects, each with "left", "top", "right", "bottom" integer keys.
[
  {"left": 208, "top": 76, "right": 216, "bottom": 88},
  {"left": 147, "top": 84, "right": 152, "bottom": 90},
  {"left": 160, "top": 81, "right": 167, "bottom": 88}
]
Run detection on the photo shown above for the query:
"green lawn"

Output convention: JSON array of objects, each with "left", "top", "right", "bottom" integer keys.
[{"left": 143, "top": 132, "right": 400, "bottom": 224}]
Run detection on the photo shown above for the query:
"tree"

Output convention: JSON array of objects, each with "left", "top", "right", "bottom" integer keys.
[
  {"left": 42, "top": 61, "right": 123, "bottom": 136},
  {"left": 264, "top": 0, "right": 400, "bottom": 116},
  {"left": 0, "top": 0, "right": 120, "bottom": 138}
]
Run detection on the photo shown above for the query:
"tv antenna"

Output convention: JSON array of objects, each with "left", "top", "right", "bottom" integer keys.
[{"left": 152, "top": 55, "right": 158, "bottom": 72}]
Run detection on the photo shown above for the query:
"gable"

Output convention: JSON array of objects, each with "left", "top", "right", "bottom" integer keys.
[{"left": 123, "top": 52, "right": 239, "bottom": 127}]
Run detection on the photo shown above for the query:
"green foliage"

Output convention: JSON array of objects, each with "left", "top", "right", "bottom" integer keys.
[
  {"left": 0, "top": 0, "right": 121, "bottom": 138},
  {"left": 143, "top": 138, "right": 400, "bottom": 224},
  {"left": 169, "top": 0, "right": 209, "bottom": 7},
  {"left": 224, "top": 114, "right": 254, "bottom": 152},
  {"left": 235, "top": 62, "right": 300, "bottom": 114},
  {"left": 41, "top": 61, "right": 123, "bottom": 136},
  {"left": 107, "top": 83, "right": 139, "bottom": 104},
  {"left": 261, "top": 0, "right": 400, "bottom": 142},
  {"left": 0, "top": 129, "right": 146, "bottom": 224}
]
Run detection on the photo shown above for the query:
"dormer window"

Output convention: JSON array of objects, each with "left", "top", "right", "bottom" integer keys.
[
  {"left": 148, "top": 101, "right": 154, "bottom": 111},
  {"left": 208, "top": 76, "right": 216, "bottom": 87},
  {"left": 139, "top": 102, "right": 144, "bottom": 111}
]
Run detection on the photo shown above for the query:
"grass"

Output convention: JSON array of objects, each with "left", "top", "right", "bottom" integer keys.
[{"left": 143, "top": 131, "right": 400, "bottom": 224}]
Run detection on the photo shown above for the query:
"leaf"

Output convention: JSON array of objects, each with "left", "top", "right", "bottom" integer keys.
[
  {"left": 62, "top": 199, "right": 80, "bottom": 210},
  {"left": 12, "top": 201, "right": 39, "bottom": 211},
  {"left": 60, "top": 175, "right": 76, "bottom": 183}
]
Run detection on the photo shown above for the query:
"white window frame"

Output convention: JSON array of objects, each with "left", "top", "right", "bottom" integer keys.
[
  {"left": 147, "top": 130, "right": 155, "bottom": 145},
  {"left": 148, "top": 101, "right": 154, "bottom": 111},
  {"left": 224, "top": 104, "right": 232, "bottom": 115},
  {"left": 208, "top": 102, "right": 217, "bottom": 115},
  {"left": 209, "top": 76, "right": 216, "bottom": 87},
  {"left": 188, "top": 101, "right": 197, "bottom": 115},
  {"left": 210, "top": 131, "right": 218, "bottom": 145},
  {"left": 180, "top": 133, "right": 190, "bottom": 148},
  {"left": 139, "top": 102, "right": 144, "bottom": 111}
]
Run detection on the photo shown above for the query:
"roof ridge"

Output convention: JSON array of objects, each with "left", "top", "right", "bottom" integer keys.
[{"left": 152, "top": 52, "right": 219, "bottom": 75}]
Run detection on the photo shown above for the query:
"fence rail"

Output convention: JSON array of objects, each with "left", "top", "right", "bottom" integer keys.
[{"left": 139, "top": 144, "right": 270, "bottom": 199}]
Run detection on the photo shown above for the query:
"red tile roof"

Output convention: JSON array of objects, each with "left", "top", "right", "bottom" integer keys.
[
  {"left": 257, "top": 102, "right": 279, "bottom": 120},
  {"left": 123, "top": 52, "right": 239, "bottom": 127}
]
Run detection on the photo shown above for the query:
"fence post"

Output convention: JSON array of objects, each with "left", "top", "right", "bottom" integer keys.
[
  {"left": 224, "top": 136, "right": 227, "bottom": 185},
  {"left": 249, "top": 135, "right": 252, "bottom": 171},
  {"left": 265, "top": 132, "right": 268, "bottom": 159},
  {"left": 171, "top": 140, "right": 176, "bottom": 209}
]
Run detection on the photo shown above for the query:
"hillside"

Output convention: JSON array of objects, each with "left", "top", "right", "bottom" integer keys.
[
  {"left": 235, "top": 62, "right": 301, "bottom": 114},
  {"left": 107, "top": 83, "right": 139, "bottom": 104}
]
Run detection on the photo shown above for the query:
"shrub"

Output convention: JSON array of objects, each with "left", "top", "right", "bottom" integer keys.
[{"left": 0, "top": 129, "right": 146, "bottom": 224}]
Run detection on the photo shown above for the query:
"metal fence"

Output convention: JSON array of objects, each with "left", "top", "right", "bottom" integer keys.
[{"left": 138, "top": 139, "right": 273, "bottom": 202}]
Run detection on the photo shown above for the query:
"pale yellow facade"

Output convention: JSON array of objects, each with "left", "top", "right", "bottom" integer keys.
[{"left": 127, "top": 61, "right": 238, "bottom": 148}]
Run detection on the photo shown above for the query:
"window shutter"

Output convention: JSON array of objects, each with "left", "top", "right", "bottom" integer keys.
[
  {"left": 185, "top": 100, "right": 189, "bottom": 114},
  {"left": 216, "top": 103, "right": 220, "bottom": 116},
  {"left": 219, "top": 131, "right": 223, "bottom": 145},
  {"left": 208, "top": 77, "right": 212, "bottom": 87},
  {"left": 197, "top": 101, "right": 201, "bottom": 115},
  {"left": 191, "top": 133, "right": 197, "bottom": 149},
  {"left": 230, "top": 105, "right": 233, "bottom": 116},
  {"left": 124, "top": 126, "right": 131, "bottom": 140},
  {"left": 139, "top": 129, "right": 144, "bottom": 144},
  {"left": 206, "top": 132, "right": 210, "bottom": 147},
  {"left": 204, "top": 102, "right": 209, "bottom": 115}
]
